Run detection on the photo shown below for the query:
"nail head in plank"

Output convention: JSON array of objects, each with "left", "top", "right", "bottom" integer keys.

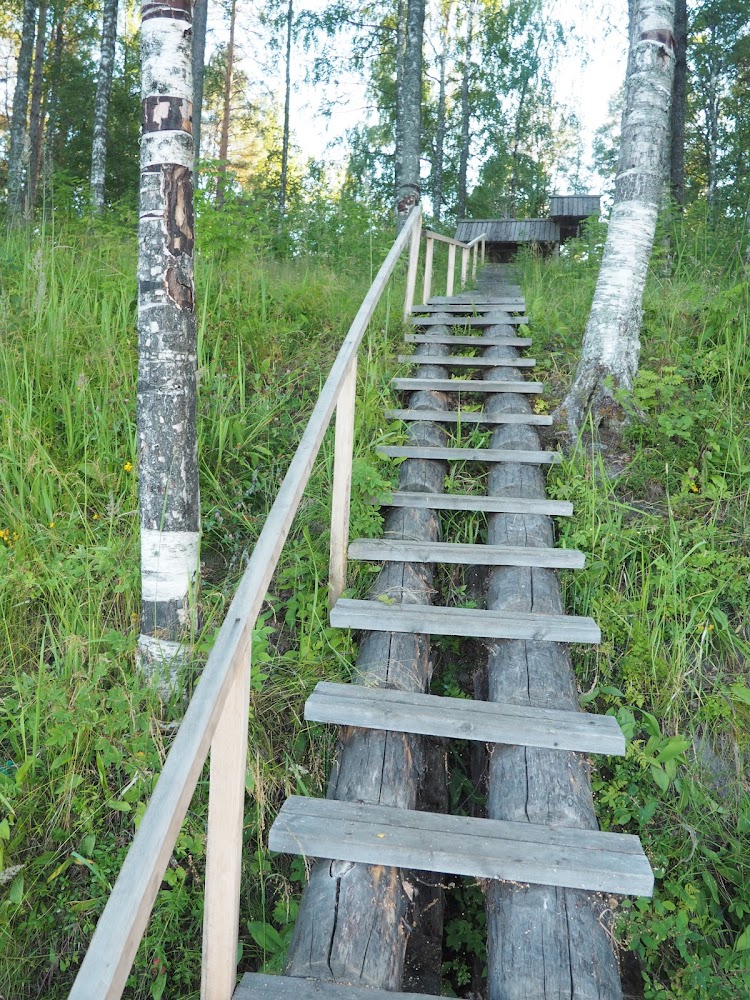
[
  {"left": 235, "top": 974, "right": 445, "bottom": 1000},
  {"left": 269, "top": 797, "right": 654, "bottom": 897},
  {"left": 405, "top": 334, "right": 533, "bottom": 347},
  {"left": 385, "top": 409, "right": 553, "bottom": 426},
  {"left": 305, "top": 682, "right": 626, "bottom": 755},
  {"left": 391, "top": 378, "right": 543, "bottom": 394},
  {"left": 377, "top": 445, "right": 561, "bottom": 464},
  {"left": 373, "top": 490, "right": 573, "bottom": 515},
  {"left": 331, "top": 598, "right": 601, "bottom": 644},
  {"left": 398, "top": 355, "right": 536, "bottom": 368},
  {"left": 348, "top": 538, "right": 585, "bottom": 569},
  {"left": 410, "top": 316, "right": 529, "bottom": 326}
]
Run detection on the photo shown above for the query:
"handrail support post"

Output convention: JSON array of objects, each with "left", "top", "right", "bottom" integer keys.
[
  {"left": 403, "top": 210, "right": 421, "bottom": 319},
  {"left": 328, "top": 356, "right": 357, "bottom": 606},
  {"left": 423, "top": 235, "right": 434, "bottom": 303},
  {"left": 446, "top": 243, "right": 456, "bottom": 296}
]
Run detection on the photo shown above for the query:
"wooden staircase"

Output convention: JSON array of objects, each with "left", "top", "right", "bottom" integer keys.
[{"left": 243, "top": 277, "right": 653, "bottom": 996}]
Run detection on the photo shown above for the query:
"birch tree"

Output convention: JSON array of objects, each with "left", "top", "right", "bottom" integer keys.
[
  {"left": 217, "top": 0, "right": 237, "bottom": 207},
  {"left": 137, "top": 0, "right": 200, "bottom": 687},
  {"left": 25, "top": 0, "right": 47, "bottom": 214},
  {"left": 192, "top": 0, "right": 208, "bottom": 164},
  {"left": 7, "top": 0, "right": 38, "bottom": 223},
  {"left": 556, "top": 0, "right": 676, "bottom": 441},
  {"left": 90, "top": 0, "right": 119, "bottom": 212},
  {"left": 394, "top": 0, "right": 425, "bottom": 227},
  {"left": 278, "top": 0, "right": 294, "bottom": 223},
  {"left": 669, "top": 0, "right": 687, "bottom": 205},
  {"left": 456, "top": 0, "right": 474, "bottom": 218},
  {"left": 431, "top": 0, "right": 452, "bottom": 223}
]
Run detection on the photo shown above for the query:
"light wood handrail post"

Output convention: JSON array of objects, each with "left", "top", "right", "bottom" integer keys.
[
  {"left": 481, "top": 237, "right": 486, "bottom": 263},
  {"left": 328, "top": 356, "right": 357, "bottom": 606},
  {"left": 446, "top": 243, "right": 456, "bottom": 296},
  {"left": 403, "top": 210, "right": 421, "bottom": 319},
  {"left": 472, "top": 242, "right": 478, "bottom": 279},
  {"left": 461, "top": 246, "right": 469, "bottom": 288},
  {"left": 201, "top": 643, "right": 252, "bottom": 1000},
  {"left": 423, "top": 235, "right": 434, "bottom": 303}
]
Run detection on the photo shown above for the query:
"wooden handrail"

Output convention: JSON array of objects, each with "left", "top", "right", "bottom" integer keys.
[
  {"left": 68, "top": 206, "right": 422, "bottom": 1000},
  {"left": 422, "top": 229, "right": 487, "bottom": 302}
]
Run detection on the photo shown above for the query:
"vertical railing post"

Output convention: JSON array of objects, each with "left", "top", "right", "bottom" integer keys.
[
  {"left": 201, "top": 644, "right": 252, "bottom": 1000},
  {"left": 328, "top": 356, "right": 357, "bottom": 606},
  {"left": 472, "top": 242, "right": 478, "bottom": 279},
  {"left": 423, "top": 235, "right": 434, "bottom": 303},
  {"left": 460, "top": 246, "right": 469, "bottom": 288},
  {"left": 481, "top": 237, "right": 486, "bottom": 263},
  {"left": 403, "top": 210, "right": 421, "bottom": 320},
  {"left": 446, "top": 243, "right": 456, "bottom": 296}
]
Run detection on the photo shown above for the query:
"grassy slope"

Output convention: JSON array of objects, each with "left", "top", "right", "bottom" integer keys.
[{"left": 0, "top": 210, "right": 749, "bottom": 999}]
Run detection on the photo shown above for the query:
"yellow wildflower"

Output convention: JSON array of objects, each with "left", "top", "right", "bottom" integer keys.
[{"left": 124, "top": 461, "right": 133, "bottom": 473}]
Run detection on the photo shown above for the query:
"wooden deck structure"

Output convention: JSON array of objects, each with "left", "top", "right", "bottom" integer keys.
[{"left": 69, "top": 216, "right": 649, "bottom": 1000}]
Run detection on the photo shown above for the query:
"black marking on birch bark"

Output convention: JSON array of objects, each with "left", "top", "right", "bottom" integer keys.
[
  {"left": 640, "top": 28, "right": 675, "bottom": 50},
  {"left": 142, "top": 96, "right": 193, "bottom": 134},
  {"left": 163, "top": 165, "right": 195, "bottom": 309},
  {"left": 142, "top": 0, "right": 191, "bottom": 22},
  {"left": 143, "top": 597, "right": 189, "bottom": 633}
]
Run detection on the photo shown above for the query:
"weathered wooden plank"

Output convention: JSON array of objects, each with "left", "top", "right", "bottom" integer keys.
[
  {"left": 269, "top": 798, "right": 654, "bottom": 897},
  {"left": 374, "top": 490, "right": 573, "bottom": 515},
  {"left": 235, "top": 974, "right": 444, "bottom": 999},
  {"left": 377, "top": 445, "right": 560, "bottom": 464},
  {"left": 305, "top": 682, "right": 626, "bottom": 755},
  {"left": 391, "top": 378, "right": 543, "bottom": 393},
  {"left": 330, "top": 599, "right": 601, "bottom": 644},
  {"left": 385, "top": 409, "right": 553, "bottom": 426},
  {"left": 348, "top": 538, "right": 585, "bottom": 569},
  {"left": 412, "top": 301, "right": 525, "bottom": 313},
  {"left": 410, "top": 315, "right": 529, "bottom": 326},
  {"left": 428, "top": 293, "right": 523, "bottom": 303},
  {"left": 405, "top": 334, "right": 532, "bottom": 347},
  {"left": 398, "top": 355, "right": 536, "bottom": 368}
]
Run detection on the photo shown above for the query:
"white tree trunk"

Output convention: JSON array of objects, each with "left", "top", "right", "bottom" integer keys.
[
  {"left": 137, "top": 0, "right": 200, "bottom": 689},
  {"left": 557, "top": 0, "right": 676, "bottom": 442},
  {"left": 7, "top": 0, "right": 38, "bottom": 224},
  {"left": 90, "top": 0, "right": 119, "bottom": 212},
  {"left": 394, "top": 0, "right": 425, "bottom": 228},
  {"left": 278, "top": 0, "right": 293, "bottom": 224},
  {"left": 431, "top": 1, "right": 451, "bottom": 224},
  {"left": 456, "top": 0, "right": 474, "bottom": 219}
]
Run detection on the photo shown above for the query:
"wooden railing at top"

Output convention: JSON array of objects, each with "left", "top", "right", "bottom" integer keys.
[
  {"left": 68, "top": 208, "right": 484, "bottom": 1000},
  {"left": 422, "top": 229, "right": 486, "bottom": 303}
]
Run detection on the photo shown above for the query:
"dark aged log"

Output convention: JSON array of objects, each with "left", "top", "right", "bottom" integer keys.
[
  {"left": 284, "top": 337, "right": 451, "bottom": 989},
  {"left": 479, "top": 323, "right": 623, "bottom": 1000}
]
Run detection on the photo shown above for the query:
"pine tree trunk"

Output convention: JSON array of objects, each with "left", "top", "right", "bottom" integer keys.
[
  {"left": 556, "top": 0, "right": 676, "bottom": 443},
  {"left": 394, "top": 0, "right": 425, "bottom": 229},
  {"left": 216, "top": 0, "right": 237, "bottom": 208},
  {"left": 431, "top": 3, "right": 450, "bottom": 224},
  {"left": 7, "top": 0, "right": 38, "bottom": 224},
  {"left": 137, "top": 0, "right": 200, "bottom": 689},
  {"left": 278, "top": 0, "right": 293, "bottom": 225},
  {"left": 394, "top": 0, "right": 406, "bottom": 198},
  {"left": 90, "top": 0, "right": 119, "bottom": 213},
  {"left": 669, "top": 0, "right": 687, "bottom": 206},
  {"left": 456, "top": 0, "right": 474, "bottom": 219},
  {"left": 26, "top": 0, "right": 47, "bottom": 215},
  {"left": 192, "top": 0, "right": 208, "bottom": 165}
]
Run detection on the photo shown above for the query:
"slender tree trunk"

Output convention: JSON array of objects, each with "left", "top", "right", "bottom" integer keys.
[
  {"left": 456, "top": 0, "right": 474, "bottom": 219},
  {"left": 41, "top": 7, "right": 64, "bottom": 193},
  {"left": 394, "top": 0, "right": 425, "bottom": 228},
  {"left": 669, "top": 0, "right": 687, "bottom": 206},
  {"left": 217, "top": 0, "right": 237, "bottom": 208},
  {"left": 90, "top": 0, "right": 119, "bottom": 212},
  {"left": 394, "top": 0, "right": 406, "bottom": 198},
  {"left": 278, "top": 0, "right": 293, "bottom": 225},
  {"left": 431, "top": 2, "right": 450, "bottom": 223},
  {"left": 706, "top": 50, "right": 719, "bottom": 209},
  {"left": 26, "top": 0, "right": 47, "bottom": 215},
  {"left": 137, "top": 0, "right": 200, "bottom": 689},
  {"left": 7, "top": 0, "right": 38, "bottom": 224},
  {"left": 556, "top": 0, "right": 676, "bottom": 442},
  {"left": 192, "top": 0, "right": 208, "bottom": 166}
]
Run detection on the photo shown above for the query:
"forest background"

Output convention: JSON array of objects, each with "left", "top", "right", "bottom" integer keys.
[{"left": 1, "top": 0, "right": 750, "bottom": 998}]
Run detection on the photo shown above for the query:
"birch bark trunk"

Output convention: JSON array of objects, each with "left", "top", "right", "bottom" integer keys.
[
  {"left": 217, "top": 0, "right": 237, "bottom": 208},
  {"left": 278, "top": 0, "right": 293, "bottom": 225},
  {"left": 192, "top": 0, "right": 208, "bottom": 165},
  {"left": 7, "top": 0, "right": 38, "bottom": 224},
  {"left": 456, "top": 0, "right": 474, "bottom": 219},
  {"left": 669, "top": 0, "right": 687, "bottom": 206},
  {"left": 431, "top": 1, "right": 451, "bottom": 224},
  {"left": 90, "top": 0, "right": 119, "bottom": 213},
  {"left": 394, "top": 0, "right": 406, "bottom": 199},
  {"left": 136, "top": 0, "right": 200, "bottom": 690},
  {"left": 556, "top": 0, "right": 676, "bottom": 443},
  {"left": 26, "top": 0, "right": 47, "bottom": 214},
  {"left": 394, "top": 0, "right": 425, "bottom": 229}
]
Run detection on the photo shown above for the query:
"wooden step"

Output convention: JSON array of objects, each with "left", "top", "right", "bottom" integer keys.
[
  {"left": 374, "top": 490, "right": 573, "bottom": 515},
  {"left": 398, "top": 354, "right": 536, "bottom": 368},
  {"left": 235, "top": 974, "right": 443, "bottom": 999},
  {"left": 305, "top": 682, "right": 626, "bottom": 755},
  {"left": 377, "top": 445, "right": 561, "bottom": 464},
  {"left": 412, "top": 301, "right": 525, "bottom": 313},
  {"left": 391, "top": 377, "right": 543, "bottom": 393},
  {"left": 428, "top": 293, "right": 523, "bottom": 303},
  {"left": 330, "top": 598, "right": 601, "bottom": 644},
  {"left": 269, "top": 797, "right": 654, "bottom": 897},
  {"left": 385, "top": 409, "right": 553, "bottom": 426},
  {"left": 410, "top": 316, "right": 529, "bottom": 327},
  {"left": 348, "top": 538, "right": 585, "bottom": 569},
  {"left": 405, "top": 333, "right": 533, "bottom": 347}
]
